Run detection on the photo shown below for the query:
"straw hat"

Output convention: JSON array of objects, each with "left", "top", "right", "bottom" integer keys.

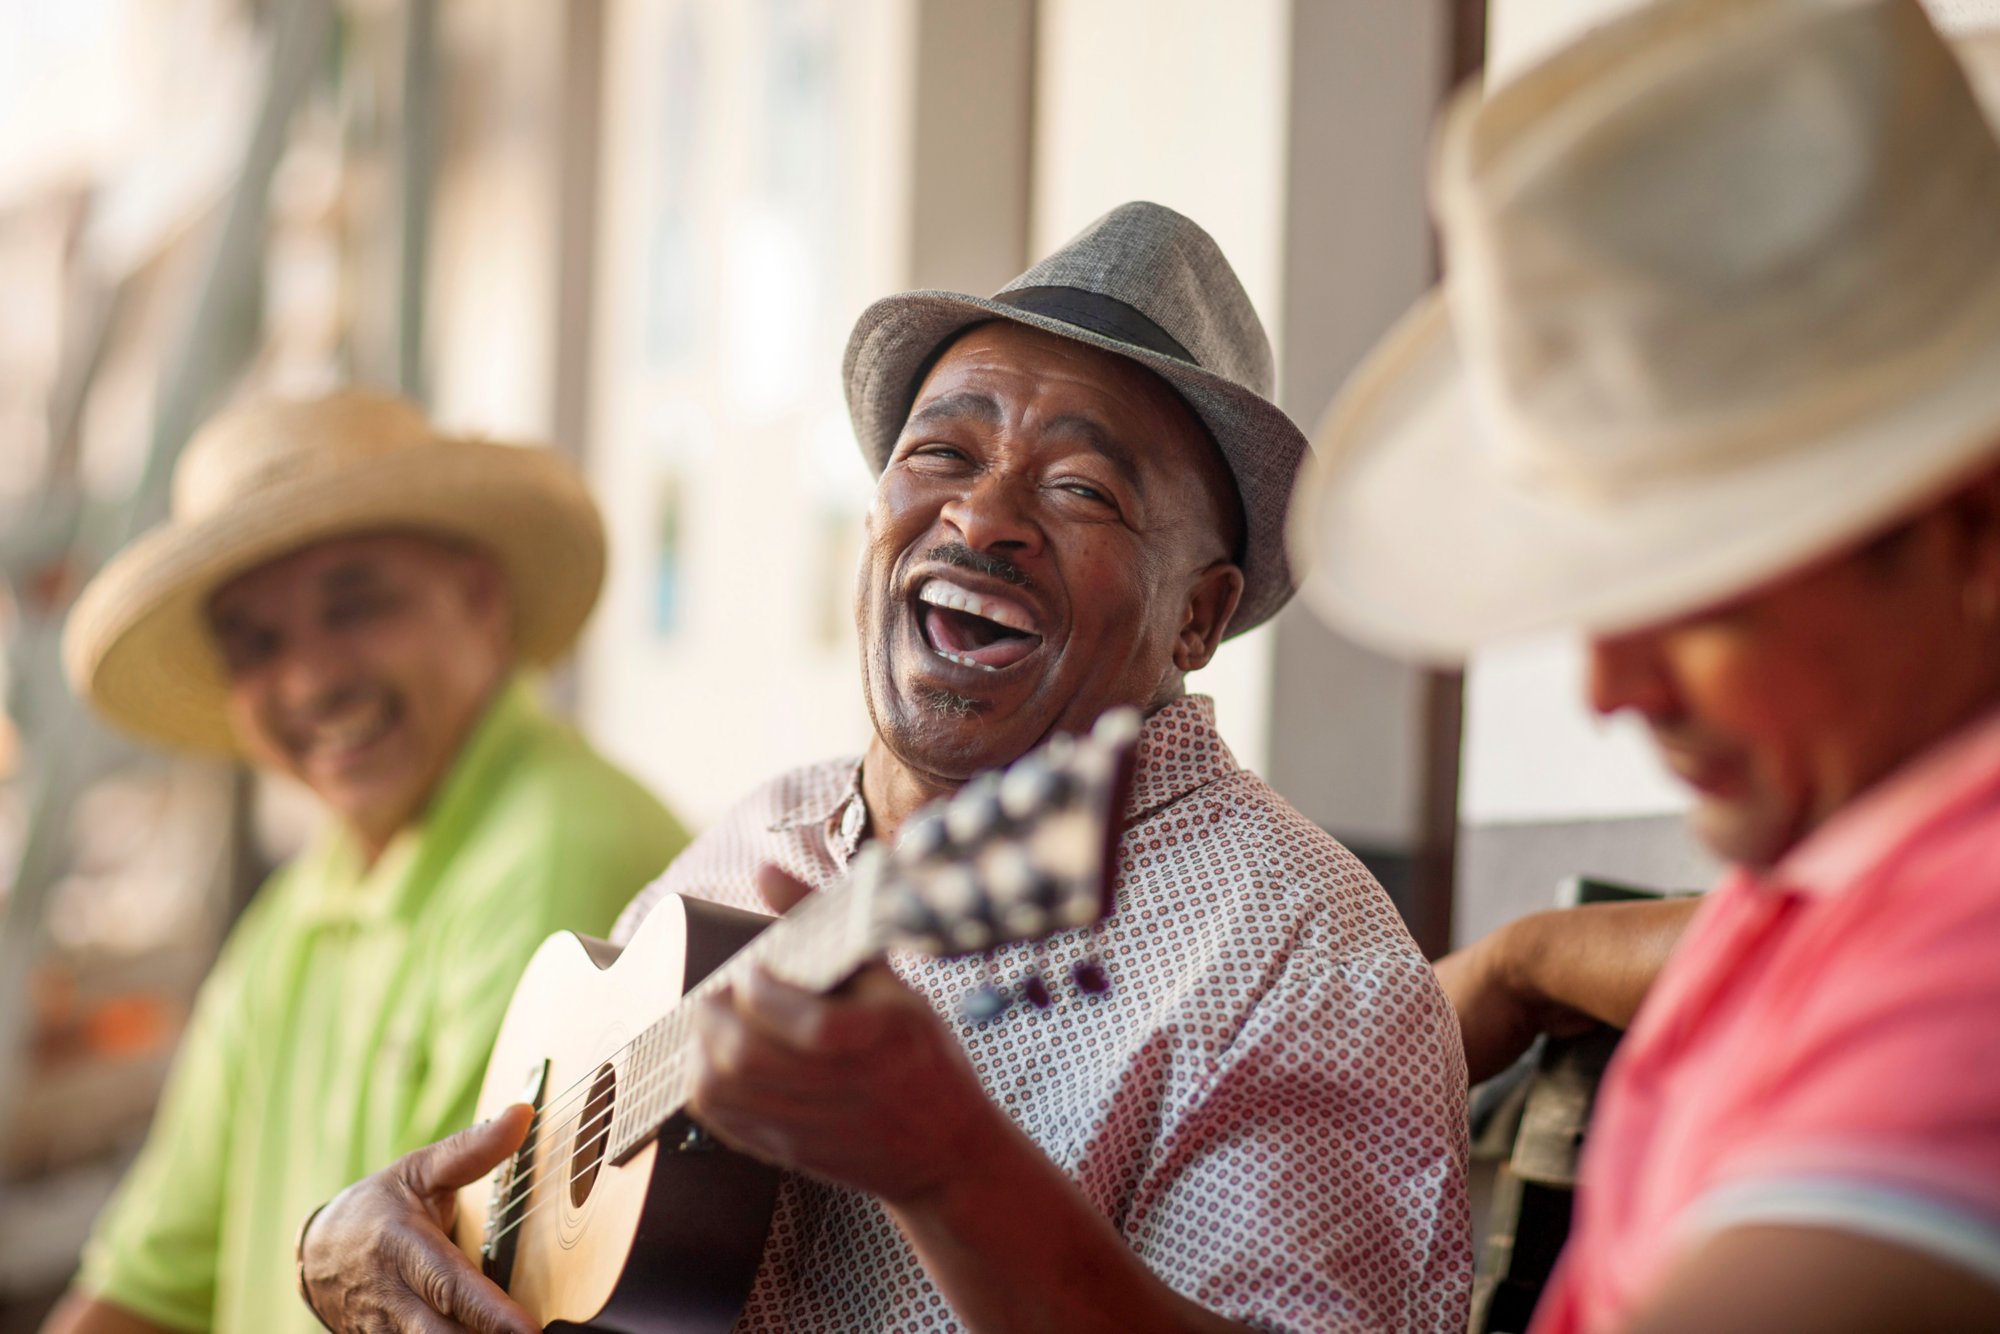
[
  {"left": 1290, "top": 0, "right": 2000, "bottom": 663},
  {"left": 64, "top": 389, "right": 606, "bottom": 754},
  {"left": 844, "top": 201, "right": 1308, "bottom": 637}
]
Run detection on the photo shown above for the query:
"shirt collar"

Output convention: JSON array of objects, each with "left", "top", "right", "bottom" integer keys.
[
  {"left": 775, "top": 695, "right": 1240, "bottom": 868},
  {"left": 1770, "top": 702, "right": 2000, "bottom": 897},
  {"left": 298, "top": 675, "right": 546, "bottom": 924},
  {"left": 768, "top": 759, "right": 868, "bottom": 866},
  {"left": 1122, "top": 694, "right": 1239, "bottom": 821}
]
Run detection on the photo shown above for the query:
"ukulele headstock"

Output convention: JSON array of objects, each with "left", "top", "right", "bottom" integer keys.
[{"left": 865, "top": 707, "right": 1140, "bottom": 957}]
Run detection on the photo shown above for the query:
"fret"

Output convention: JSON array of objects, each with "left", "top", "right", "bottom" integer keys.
[
  {"left": 598, "top": 709, "right": 1136, "bottom": 1166},
  {"left": 606, "top": 876, "right": 883, "bottom": 1163}
]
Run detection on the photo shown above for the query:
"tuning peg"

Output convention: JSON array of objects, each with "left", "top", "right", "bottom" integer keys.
[
  {"left": 1000, "top": 756, "right": 1071, "bottom": 821},
  {"left": 898, "top": 810, "right": 949, "bottom": 862},
  {"left": 1071, "top": 958, "right": 1111, "bottom": 996},
  {"left": 948, "top": 918, "right": 995, "bottom": 953},
  {"left": 945, "top": 772, "right": 1004, "bottom": 847},
  {"left": 1091, "top": 707, "right": 1141, "bottom": 748},
  {"left": 1000, "top": 902, "right": 1047, "bottom": 939}
]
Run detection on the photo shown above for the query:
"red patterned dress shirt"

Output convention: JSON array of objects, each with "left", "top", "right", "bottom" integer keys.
[{"left": 613, "top": 694, "right": 1470, "bottom": 1332}]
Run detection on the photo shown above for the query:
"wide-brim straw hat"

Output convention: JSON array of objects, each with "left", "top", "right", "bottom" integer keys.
[
  {"left": 1290, "top": 0, "right": 2000, "bottom": 663},
  {"left": 64, "top": 389, "right": 606, "bottom": 754},
  {"left": 844, "top": 201, "right": 1308, "bottom": 637}
]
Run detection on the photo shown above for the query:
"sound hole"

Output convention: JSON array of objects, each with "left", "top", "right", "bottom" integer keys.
[{"left": 570, "top": 1062, "right": 616, "bottom": 1207}]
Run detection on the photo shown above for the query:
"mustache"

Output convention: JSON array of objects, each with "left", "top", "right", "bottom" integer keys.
[
  {"left": 270, "top": 682, "right": 383, "bottom": 735},
  {"left": 923, "top": 542, "right": 1033, "bottom": 589}
]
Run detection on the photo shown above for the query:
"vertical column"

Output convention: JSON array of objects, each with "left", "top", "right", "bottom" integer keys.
[
  {"left": 907, "top": 0, "right": 1036, "bottom": 293},
  {"left": 1264, "top": 0, "right": 1453, "bottom": 953}
]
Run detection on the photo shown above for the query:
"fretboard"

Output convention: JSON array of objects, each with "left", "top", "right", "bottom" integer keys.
[{"left": 605, "top": 865, "right": 881, "bottom": 1164}]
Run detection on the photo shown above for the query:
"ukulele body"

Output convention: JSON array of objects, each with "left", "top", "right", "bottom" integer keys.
[{"left": 453, "top": 894, "right": 781, "bottom": 1333}]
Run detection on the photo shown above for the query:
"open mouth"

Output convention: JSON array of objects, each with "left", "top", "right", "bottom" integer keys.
[
  {"left": 292, "top": 693, "right": 402, "bottom": 772},
  {"left": 915, "top": 577, "right": 1042, "bottom": 671}
]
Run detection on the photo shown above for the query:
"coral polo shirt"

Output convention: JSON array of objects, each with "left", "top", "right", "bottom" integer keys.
[{"left": 1537, "top": 709, "right": 2000, "bottom": 1333}]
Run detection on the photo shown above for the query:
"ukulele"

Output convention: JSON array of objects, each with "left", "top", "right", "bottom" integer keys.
[{"left": 452, "top": 709, "right": 1141, "bottom": 1332}]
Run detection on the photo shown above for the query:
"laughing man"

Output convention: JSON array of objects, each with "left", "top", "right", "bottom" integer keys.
[{"left": 301, "top": 203, "right": 1472, "bottom": 1333}]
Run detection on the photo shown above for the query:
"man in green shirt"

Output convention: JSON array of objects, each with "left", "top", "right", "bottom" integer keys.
[{"left": 42, "top": 389, "right": 687, "bottom": 1334}]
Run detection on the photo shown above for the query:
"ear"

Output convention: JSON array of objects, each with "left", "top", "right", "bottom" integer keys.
[{"left": 1173, "top": 561, "right": 1245, "bottom": 673}]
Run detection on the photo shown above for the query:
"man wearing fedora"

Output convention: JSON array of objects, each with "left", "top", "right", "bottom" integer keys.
[
  {"left": 45, "top": 391, "right": 688, "bottom": 1334},
  {"left": 1296, "top": 1, "right": 2000, "bottom": 1330},
  {"left": 298, "top": 203, "right": 1471, "bottom": 1332}
]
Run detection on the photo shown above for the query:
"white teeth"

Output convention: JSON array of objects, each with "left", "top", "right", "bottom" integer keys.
[
  {"left": 916, "top": 579, "right": 1039, "bottom": 635},
  {"left": 934, "top": 648, "right": 1003, "bottom": 672},
  {"left": 309, "top": 709, "right": 390, "bottom": 756}
]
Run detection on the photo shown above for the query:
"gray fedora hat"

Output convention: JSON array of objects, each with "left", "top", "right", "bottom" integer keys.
[{"left": 843, "top": 201, "right": 1307, "bottom": 637}]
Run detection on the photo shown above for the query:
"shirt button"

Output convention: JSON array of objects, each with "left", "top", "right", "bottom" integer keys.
[{"left": 839, "top": 799, "right": 866, "bottom": 845}]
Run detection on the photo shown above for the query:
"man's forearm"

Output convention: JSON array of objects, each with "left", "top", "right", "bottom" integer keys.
[
  {"left": 1503, "top": 897, "right": 1700, "bottom": 1031},
  {"left": 887, "top": 1110, "right": 1252, "bottom": 1334}
]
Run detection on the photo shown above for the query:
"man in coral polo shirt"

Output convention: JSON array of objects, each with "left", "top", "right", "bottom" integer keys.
[{"left": 1293, "top": 1, "right": 2000, "bottom": 1330}]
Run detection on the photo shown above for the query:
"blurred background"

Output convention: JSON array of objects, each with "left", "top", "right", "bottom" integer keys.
[{"left": 0, "top": 0, "right": 1994, "bottom": 1326}]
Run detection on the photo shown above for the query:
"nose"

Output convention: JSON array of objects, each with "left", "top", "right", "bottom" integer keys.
[
  {"left": 939, "top": 469, "right": 1043, "bottom": 560},
  {"left": 272, "top": 630, "right": 358, "bottom": 715},
  {"left": 1586, "top": 630, "right": 1678, "bottom": 722}
]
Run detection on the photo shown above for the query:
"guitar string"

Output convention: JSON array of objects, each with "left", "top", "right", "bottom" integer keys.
[
  {"left": 481, "top": 878, "right": 1098, "bottom": 1233},
  {"left": 485, "top": 894, "right": 1098, "bottom": 1251},
  {"left": 475, "top": 759, "right": 1123, "bottom": 1241},
  {"left": 478, "top": 1048, "right": 705, "bottom": 1251},
  {"left": 479, "top": 954, "right": 861, "bottom": 1251},
  {"left": 480, "top": 890, "right": 861, "bottom": 1223},
  {"left": 486, "top": 880, "right": 858, "bottom": 1190},
  {"left": 480, "top": 914, "right": 850, "bottom": 1225},
  {"left": 483, "top": 896, "right": 1074, "bottom": 1250}
]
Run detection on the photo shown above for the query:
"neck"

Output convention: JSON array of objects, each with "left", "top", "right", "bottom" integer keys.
[
  {"left": 347, "top": 819, "right": 404, "bottom": 870},
  {"left": 860, "top": 733, "right": 963, "bottom": 848}
]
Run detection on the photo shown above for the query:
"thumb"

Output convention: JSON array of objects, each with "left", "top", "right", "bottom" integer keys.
[
  {"left": 756, "top": 864, "right": 815, "bottom": 916},
  {"left": 404, "top": 1102, "right": 534, "bottom": 1200}
]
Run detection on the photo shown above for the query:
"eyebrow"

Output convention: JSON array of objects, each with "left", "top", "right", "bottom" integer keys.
[
  {"left": 904, "top": 390, "right": 1003, "bottom": 434},
  {"left": 903, "top": 390, "right": 1147, "bottom": 497},
  {"left": 1040, "top": 413, "right": 1146, "bottom": 496},
  {"left": 319, "top": 560, "right": 385, "bottom": 594}
]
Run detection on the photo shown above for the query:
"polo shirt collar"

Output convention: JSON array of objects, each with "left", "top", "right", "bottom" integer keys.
[
  {"left": 1771, "top": 701, "right": 2000, "bottom": 898},
  {"left": 297, "top": 675, "right": 545, "bottom": 924}
]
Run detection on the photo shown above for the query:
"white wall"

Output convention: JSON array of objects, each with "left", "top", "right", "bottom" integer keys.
[
  {"left": 580, "top": 0, "right": 912, "bottom": 827},
  {"left": 1031, "top": 0, "right": 1295, "bottom": 773}
]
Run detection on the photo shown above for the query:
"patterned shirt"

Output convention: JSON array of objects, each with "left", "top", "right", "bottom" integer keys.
[
  {"left": 1535, "top": 706, "right": 2000, "bottom": 1333},
  {"left": 614, "top": 694, "right": 1470, "bottom": 1332}
]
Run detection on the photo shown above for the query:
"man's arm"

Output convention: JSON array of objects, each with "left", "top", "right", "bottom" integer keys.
[
  {"left": 1624, "top": 1225, "right": 2000, "bottom": 1334},
  {"left": 39, "top": 1294, "right": 174, "bottom": 1334},
  {"left": 1435, "top": 897, "right": 1700, "bottom": 1084},
  {"left": 295, "top": 976, "right": 1246, "bottom": 1334},
  {"left": 692, "top": 962, "right": 1254, "bottom": 1334}
]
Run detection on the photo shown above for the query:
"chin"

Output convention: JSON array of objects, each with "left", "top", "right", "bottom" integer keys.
[
  {"left": 1690, "top": 799, "right": 1798, "bottom": 870},
  {"left": 873, "top": 674, "right": 1052, "bottom": 780}
]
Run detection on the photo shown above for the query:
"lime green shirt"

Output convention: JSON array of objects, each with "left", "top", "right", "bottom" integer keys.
[{"left": 80, "top": 678, "right": 687, "bottom": 1333}]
